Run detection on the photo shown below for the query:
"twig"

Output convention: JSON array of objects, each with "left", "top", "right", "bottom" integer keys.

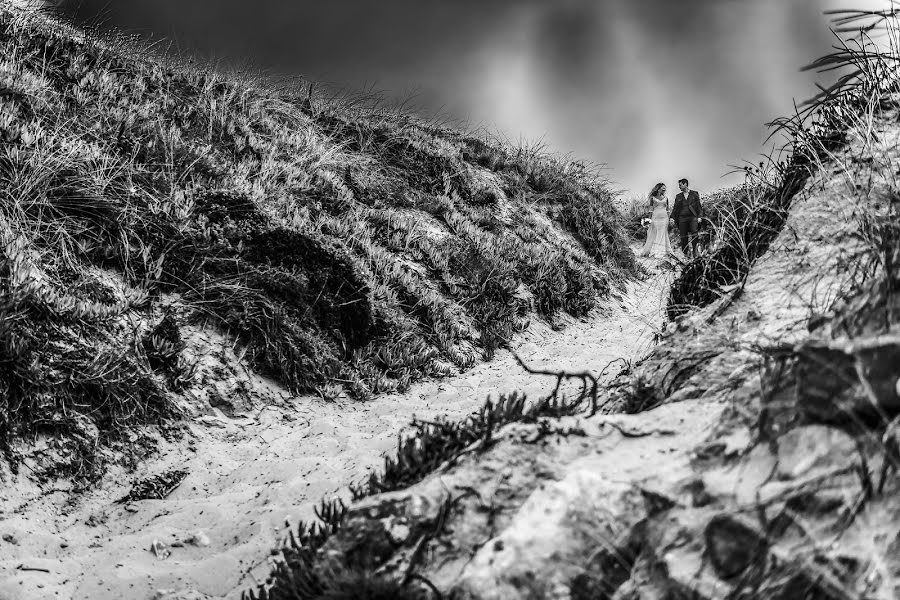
[
  {"left": 602, "top": 421, "right": 660, "bottom": 439},
  {"left": 512, "top": 353, "right": 599, "bottom": 414},
  {"left": 17, "top": 565, "right": 50, "bottom": 573},
  {"left": 704, "top": 279, "right": 746, "bottom": 324}
]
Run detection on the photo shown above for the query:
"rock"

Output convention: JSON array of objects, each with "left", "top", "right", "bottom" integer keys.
[
  {"left": 207, "top": 390, "right": 238, "bottom": 416},
  {"left": 775, "top": 425, "right": 858, "bottom": 479},
  {"left": 796, "top": 336, "right": 900, "bottom": 421},
  {"left": 757, "top": 552, "right": 858, "bottom": 600},
  {"left": 742, "top": 425, "right": 865, "bottom": 517},
  {"left": 640, "top": 487, "right": 677, "bottom": 516},
  {"left": 702, "top": 443, "right": 777, "bottom": 505},
  {"left": 185, "top": 531, "right": 211, "bottom": 547},
  {"left": 149, "top": 540, "right": 171, "bottom": 560},
  {"left": 453, "top": 472, "right": 648, "bottom": 600},
  {"left": 608, "top": 553, "right": 664, "bottom": 600},
  {"left": 658, "top": 546, "right": 729, "bottom": 600},
  {"left": 85, "top": 512, "right": 108, "bottom": 527},
  {"left": 318, "top": 490, "right": 442, "bottom": 574},
  {"left": 386, "top": 522, "right": 410, "bottom": 544},
  {"left": 668, "top": 385, "right": 702, "bottom": 403},
  {"left": 795, "top": 344, "right": 867, "bottom": 421},
  {"left": 720, "top": 426, "right": 752, "bottom": 458},
  {"left": 2, "top": 534, "right": 18, "bottom": 545},
  {"left": 704, "top": 513, "right": 768, "bottom": 580},
  {"left": 644, "top": 510, "right": 729, "bottom": 600},
  {"left": 196, "top": 415, "right": 228, "bottom": 428},
  {"left": 849, "top": 337, "right": 900, "bottom": 410},
  {"left": 683, "top": 478, "right": 716, "bottom": 508},
  {"left": 882, "top": 416, "right": 900, "bottom": 482}
]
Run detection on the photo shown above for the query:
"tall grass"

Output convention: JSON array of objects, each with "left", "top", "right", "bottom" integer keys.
[
  {"left": 666, "top": 7, "right": 900, "bottom": 320},
  {"left": 0, "top": 5, "right": 639, "bottom": 474},
  {"left": 617, "top": 193, "right": 655, "bottom": 240},
  {"left": 244, "top": 6, "right": 900, "bottom": 599}
]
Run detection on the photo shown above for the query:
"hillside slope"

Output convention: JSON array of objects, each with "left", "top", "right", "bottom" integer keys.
[
  {"left": 239, "top": 14, "right": 900, "bottom": 600},
  {"left": 0, "top": 5, "right": 638, "bottom": 475}
]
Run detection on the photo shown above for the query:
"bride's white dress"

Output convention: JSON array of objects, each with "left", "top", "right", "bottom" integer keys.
[{"left": 638, "top": 196, "right": 673, "bottom": 258}]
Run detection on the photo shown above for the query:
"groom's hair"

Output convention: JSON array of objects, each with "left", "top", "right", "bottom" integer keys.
[{"left": 678, "top": 178, "right": 689, "bottom": 186}]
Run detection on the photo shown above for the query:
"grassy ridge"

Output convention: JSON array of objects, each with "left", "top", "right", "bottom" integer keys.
[{"left": 0, "top": 6, "right": 638, "bottom": 470}]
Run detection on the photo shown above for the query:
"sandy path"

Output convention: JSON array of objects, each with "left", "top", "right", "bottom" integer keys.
[{"left": 0, "top": 251, "right": 674, "bottom": 600}]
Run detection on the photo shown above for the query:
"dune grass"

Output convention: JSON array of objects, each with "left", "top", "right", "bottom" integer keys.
[
  {"left": 0, "top": 5, "right": 638, "bottom": 475},
  {"left": 243, "top": 6, "right": 900, "bottom": 599},
  {"left": 616, "top": 193, "right": 654, "bottom": 241},
  {"left": 668, "top": 5, "right": 900, "bottom": 321}
]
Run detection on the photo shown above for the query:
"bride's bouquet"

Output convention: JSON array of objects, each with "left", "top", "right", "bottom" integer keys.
[{"left": 640, "top": 217, "right": 652, "bottom": 230}]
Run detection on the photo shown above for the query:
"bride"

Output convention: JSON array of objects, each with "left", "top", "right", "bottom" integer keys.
[{"left": 638, "top": 182, "right": 674, "bottom": 258}]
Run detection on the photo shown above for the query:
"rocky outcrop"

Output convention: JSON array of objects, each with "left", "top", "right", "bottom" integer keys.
[{"left": 284, "top": 402, "right": 896, "bottom": 599}]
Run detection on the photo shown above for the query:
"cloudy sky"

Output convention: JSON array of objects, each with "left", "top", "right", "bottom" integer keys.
[{"left": 57, "top": 0, "right": 887, "bottom": 195}]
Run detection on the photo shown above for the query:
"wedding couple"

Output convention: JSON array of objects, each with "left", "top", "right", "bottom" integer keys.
[{"left": 638, "top": 178, "right": 704, "bottom": 259}]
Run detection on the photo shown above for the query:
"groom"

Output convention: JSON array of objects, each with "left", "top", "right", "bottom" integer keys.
[{"left": 671, "top": 178, "right": 704, "bottom": 259}]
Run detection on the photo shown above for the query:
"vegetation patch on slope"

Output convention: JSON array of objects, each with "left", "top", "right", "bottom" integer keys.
[
  {"left": 244, "top": 8, "right": 900, "bottom": 600},
  {"left": 664, "top": 22, "right": 886, "bottom": 321},
  {"left": 0, "top": 5, "right": 638, "bottom": 475}
]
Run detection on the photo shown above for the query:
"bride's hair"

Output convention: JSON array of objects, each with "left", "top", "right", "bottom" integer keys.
[{"left": 649, "top": 182, "right": 666, "bottom": 199}]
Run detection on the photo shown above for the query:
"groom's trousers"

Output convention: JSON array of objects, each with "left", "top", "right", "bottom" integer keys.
[{"left": 677, "top": 217, "right": 699, "bottom": 256}]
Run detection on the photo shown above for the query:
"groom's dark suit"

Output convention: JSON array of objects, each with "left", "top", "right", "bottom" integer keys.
[{"left": 672, "top": 190, "right": 703, "bottom": 257}]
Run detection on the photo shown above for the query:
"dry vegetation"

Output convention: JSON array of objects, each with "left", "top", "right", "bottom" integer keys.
[
  {"left": 615, "top": 193, "right": 653, "bottom": 240},
  {"left": 666, "top": 8, "right": 899, "bottom": 321},
  {"left": 0, "top": 6, "right": 640, "bottom": 477},
  {"left": 5, "top": 1, "right": 897, "bottom": 597},
  {"left": 243, "top": 6, "right": 900, "bottom": 600}
]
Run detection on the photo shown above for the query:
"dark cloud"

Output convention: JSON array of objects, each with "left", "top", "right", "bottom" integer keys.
[{"left": 54, "top": 0, "right": 881, "bottom": 194}]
